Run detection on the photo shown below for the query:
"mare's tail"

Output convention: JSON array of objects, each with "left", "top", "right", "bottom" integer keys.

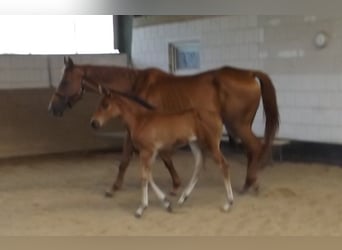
[{"left": 253, "top": 71, "right": 280, "bottom": 164}]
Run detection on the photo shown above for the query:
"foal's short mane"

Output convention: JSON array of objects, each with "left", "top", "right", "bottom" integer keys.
[{"left": 109, "top": 89, "right": 156, "bottom": 110}]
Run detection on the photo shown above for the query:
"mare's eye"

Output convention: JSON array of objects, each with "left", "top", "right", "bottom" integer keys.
[{"left": 102, "top": 102, "right": 109, "bottom": 109}]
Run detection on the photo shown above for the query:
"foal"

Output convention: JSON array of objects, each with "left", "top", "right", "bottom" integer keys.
[{"left": 91, "top": 91, "right": 234, "bottom": 218}]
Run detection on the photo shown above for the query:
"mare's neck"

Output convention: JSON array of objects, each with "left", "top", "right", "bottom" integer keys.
[{"left": 80, "top": 65, "right": 140, "bottom": 93}]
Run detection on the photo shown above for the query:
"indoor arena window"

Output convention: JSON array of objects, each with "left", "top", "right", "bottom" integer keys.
[{"left": 169, "top": 40, "right": 200, "bottom": 74}]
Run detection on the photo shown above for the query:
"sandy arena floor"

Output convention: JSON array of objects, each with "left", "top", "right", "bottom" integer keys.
[{"left": 0, "top": 150, "right": 341, "bottom": 236}]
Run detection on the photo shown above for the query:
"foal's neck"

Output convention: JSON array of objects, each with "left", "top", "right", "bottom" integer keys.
[
  {"left": 81, "top": 65, "right": 139, "bottom": 93},
  {"left": 114, "top": 96, "right": 151, "bottom": 132}
]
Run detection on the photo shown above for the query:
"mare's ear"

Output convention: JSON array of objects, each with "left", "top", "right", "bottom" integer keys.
[
  {"left": 67, "top": 57, "right": 74, "bottom": 68},
  {"left": 64, "top": 56, "right": 74, "bottom": 68}
]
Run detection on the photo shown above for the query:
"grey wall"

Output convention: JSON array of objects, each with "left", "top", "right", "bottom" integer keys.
[
  {"left": 131, "top": 15, "right": 342, "bottom": 144},
  {"left": 0, "top": 54, "right": 127, "bottom": 158}
]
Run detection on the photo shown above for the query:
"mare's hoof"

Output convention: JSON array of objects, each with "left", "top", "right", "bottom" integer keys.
[
  {"left": 253, "top": 185, "right": 260, "bottom": 195},
  {"left": 239, "top": 184, "right": 260, "bottom": 196},
  {"left": 104, "top": 190, "right": 114, "bottom": 198},
  {"left": 169, "top": 189, "right": 178, "bottom": 196}
]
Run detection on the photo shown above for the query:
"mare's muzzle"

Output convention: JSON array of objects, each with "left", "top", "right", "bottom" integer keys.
[
  {"left": 48, "top": 88, "right": 84, "bottom": 117},
  {"left": 90, "top": 119, "right": 101, "bottom": 130},
  {"left": 48, "top": 97, "right": 68, "bottom": 117}
]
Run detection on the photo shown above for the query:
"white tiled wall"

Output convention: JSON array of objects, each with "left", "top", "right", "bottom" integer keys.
[
  {"left": 132, "top": 15, "right": 342, "bottom": 144},
  {"left": 0, "top": 54, "right": 127, "bottom": 89}
]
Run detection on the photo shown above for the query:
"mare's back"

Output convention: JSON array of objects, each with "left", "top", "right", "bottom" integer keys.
[{"left": 143, "top": 71, "right": 219, "bottom": 113}]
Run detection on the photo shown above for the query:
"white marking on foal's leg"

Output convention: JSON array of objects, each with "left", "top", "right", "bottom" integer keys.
[
  {"left": 178, "top": 142, "right": 202, "bottom": 205},
  {"left": 221, "top": 159, "right": 234, "bottom": 212},
  {"left": 149, "top": 175, "right": 172, "bottom": 212},
  {"left": 148, "top": 149, "right": 172, "bottom": 212},
  {"left": 221, "top": 173, "right": 234, "bottom": 212},
  {"left": 135, "top": 150, "right": 156, "bottom": 218},
  {"left": 135, "top": 179, "right": 149, "bottom": 218}
]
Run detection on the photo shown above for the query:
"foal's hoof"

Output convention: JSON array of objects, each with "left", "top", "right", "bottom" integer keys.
[
  {"left": 169, "top": 189, "right": 178, "bottom": 196},
  {"left": 163, "top": 198, "right": 173, "bottom": 213},
  {"left": 135, "top": 206, "right": 146, "bottom": 218},
  {"left": 220, "top": 205, "right": 232, "bottom": 213},
  {"left": 167, "top": 204, "right": 173, "bottom": 213},
  {"left": 221, "top": 201, "right": 233, "bottom": 213},
  {"left": 177, "top": 195, "right": 188, "bottom": 206},
  {"left": 134, "top": 212, "right": 142, "bottom": 219}
]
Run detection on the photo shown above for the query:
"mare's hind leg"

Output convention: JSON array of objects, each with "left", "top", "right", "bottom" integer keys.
[
  {"left": 106, "top": 131, "right": 134, "bottom": 197},
  {"left": 234, "top": 125, "right": 262, "bottom": 194},
  {"left": 178, "top": 142, "right": 203, "bottom": 205},
  {"left": 159, "top": 151, "right": 181, "bottom": 196}
]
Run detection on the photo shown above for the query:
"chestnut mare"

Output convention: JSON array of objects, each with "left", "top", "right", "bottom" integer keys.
[
  {"left": 48, "top": 57, "right": 279, "bottom": 195},
  {"left": 90, "top": 91, "right": 232, "bottom": 218}
]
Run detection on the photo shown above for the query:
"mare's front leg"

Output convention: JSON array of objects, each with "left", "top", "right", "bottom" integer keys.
[
  {"left": 224, "top": 120, "right": 261, "bottom": 195},
  {"left": 159, "top": 151, "right": 181, "bottom": 196},
  {"left": 106, "top": 131, "right": 134, "bottom": 197}
]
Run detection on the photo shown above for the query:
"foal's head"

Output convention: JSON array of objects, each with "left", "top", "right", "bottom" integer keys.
[
  {"left": 90, "top": 95, "right": 121, "bottom": 130},
  {"left": 90, "top": 91, "right": 156, "bottom": 130},
  {"left": 48, "top": 57, "right": 85, "bottom": 116}
]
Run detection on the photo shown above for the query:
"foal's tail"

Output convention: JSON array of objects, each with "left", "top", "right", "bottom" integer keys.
[{"left": 253, "top": 71, "right": 280, "bottom": 163}]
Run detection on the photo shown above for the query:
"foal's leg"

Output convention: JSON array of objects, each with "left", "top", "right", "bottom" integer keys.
[
  {"left": 207, "top": 139, "right": 234, "bottom": 211},
  {"left": 135, "top": 150, "right": 153, "bottom": 218},
  {"left": 216, "top": 154, "right": 234, "bottom": 212},
  {"left": 106, "top": 132, "right": 134, "bottom": 197},
  {"left": 135, "top": 149, "right": 172, "bottom": 218},
  {"left": 178, "top": 142, "right": 203, "bottom": 205},
  {"left": 148, "top": 170, "right": 173, "bottom": 213},
  {"left": 159, "top": 151, "right": 181, "bottom": 196}
]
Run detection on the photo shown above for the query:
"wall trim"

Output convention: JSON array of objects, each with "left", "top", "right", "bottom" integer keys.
[{"left": 133, "top": 15, "right": 214, "bottom": 28}]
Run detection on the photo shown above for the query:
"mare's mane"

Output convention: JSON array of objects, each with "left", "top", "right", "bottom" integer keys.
[{"left": 108, "top": 89, "right": 156, "bottom": 110}]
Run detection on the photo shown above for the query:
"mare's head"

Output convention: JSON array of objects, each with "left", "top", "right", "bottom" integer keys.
[
  {"left": 90, "top": 94, "right": 121, "bottom": 130},
  {"left": 48, "top": 57, "right": 85, "bottom": 116}
]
